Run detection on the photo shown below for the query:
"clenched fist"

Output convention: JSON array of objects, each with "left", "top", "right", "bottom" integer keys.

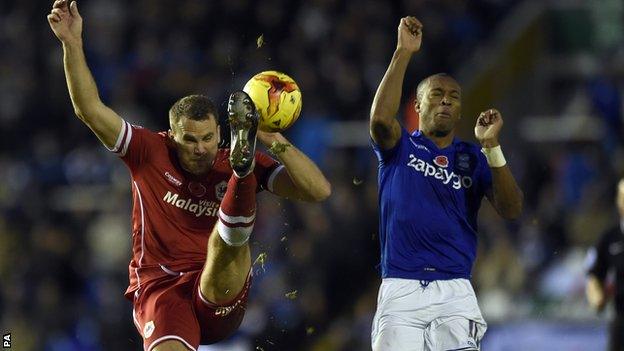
[
  {"left": 475, "top": 109, "right": 503, "bottom": 147},
  {"left": 397, "top": 16, "right": 422, "bottom": 53}
]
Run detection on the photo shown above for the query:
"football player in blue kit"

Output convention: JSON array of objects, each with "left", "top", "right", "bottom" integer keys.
[{"left": 369, "top": 16, "right": 523, "bottom": 351}]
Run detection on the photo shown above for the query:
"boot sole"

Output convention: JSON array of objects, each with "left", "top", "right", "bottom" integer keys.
[{"left": 227, "top": 91, "right": 257, "bottom": 174}]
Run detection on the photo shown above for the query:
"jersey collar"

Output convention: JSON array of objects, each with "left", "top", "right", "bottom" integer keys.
[{"left": 410, "top": 130, "right": 459, "bottom": 151}]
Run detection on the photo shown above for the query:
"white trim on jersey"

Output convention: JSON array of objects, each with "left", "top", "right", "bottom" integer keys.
[
  {"left": 217, "top": 208, "right": 256, "bottom": 224},
  {"left": 148, "top": 335, "right": 197, "bottom": 351},
  {"left": 132, "top": 181, "right": 146, "bottom": 295},
  {"left": 159, "top": 264, "right": 184, "bottom": 276},
  {"left": 107, "top": 119, "right": 127, "bottom": 152},
  {"left": 133, "top": 181, "right": 146, "bottom": 266},
  {"left": 267, "top": 165, "right": 285, "bottom": 193},
  {"left": 132, "top": 307, "right": 141, "bottom": 332},
  {"left": 106, "top": 120, "right": 133, "bottom": 157},
  {"left": 120, "top": 121, "right": 133, "bottom": 156},
  {"left": 134, "top": 267, "right": 141, "bottom": 297}
]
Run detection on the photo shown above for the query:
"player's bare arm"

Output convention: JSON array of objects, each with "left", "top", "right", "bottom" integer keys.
[
  {"left": 475, "top": 109, "right": 524, "bottom": 219},
  {"left": 586, "top": 274, "right": 607, "bottom": 312},
  {"left": 48, "top": 0, "right": 122, "bottom": 149},
  {"left": 370, "top": 16, "right": 422, "bottom": 150},
  {"left": 257, "top": 131, "right": 331, "bottom": 202}
]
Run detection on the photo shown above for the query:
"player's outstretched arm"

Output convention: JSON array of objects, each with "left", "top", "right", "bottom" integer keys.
[
  {"left": 586, "top": 274, "right": 607, "bottom": 312},
  {"left": 370, "top": 16, "right": 422, "bottom": 150},
  {"left": 475, "top": 109, "right": 524, "bottom": 220},
  {"left": 258, "top": 132, "right": 331, "bottom": 202},
  {"left": 48, "top": 0, "right": 122, "bottom": 149}
]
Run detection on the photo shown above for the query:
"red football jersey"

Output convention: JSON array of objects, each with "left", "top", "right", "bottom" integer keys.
[{"left": 109, "top": 120, "right": 282, "bottom": 299}]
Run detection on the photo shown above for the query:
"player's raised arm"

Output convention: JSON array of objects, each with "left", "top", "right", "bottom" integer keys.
[
  {"left": 257, "top": 131, "right": 331, "bottom": 202},
  {"left": 475, "top": 109, "right": 524, "bottom": 219},
  {"left": 48, "top": 0, "right": 122, "bottom": 149},
  {"left": 370, "top": 16, "right": 422, "bottom": 150}
]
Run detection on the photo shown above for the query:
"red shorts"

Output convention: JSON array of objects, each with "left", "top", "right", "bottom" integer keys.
[{"left": 132, "top": 269, "right": 251, "bottom": 351}]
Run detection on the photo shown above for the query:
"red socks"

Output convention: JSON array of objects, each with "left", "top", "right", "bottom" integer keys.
[{"left": 217, "top": 174, "right": 257, "bottom": 246}]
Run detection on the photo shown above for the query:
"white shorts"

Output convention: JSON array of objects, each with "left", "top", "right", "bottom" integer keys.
[{"left": 371, "top": 278, "right": 487, "bottom": 351}]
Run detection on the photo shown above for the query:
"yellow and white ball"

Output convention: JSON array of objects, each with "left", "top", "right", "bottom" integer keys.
[{"left": 243, "top": 71, "right": 302, "bottom": 132}]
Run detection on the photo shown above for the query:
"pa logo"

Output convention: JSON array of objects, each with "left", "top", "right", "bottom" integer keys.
[{"left": 3, "top": 333, "right": 11, "bottom": 348}]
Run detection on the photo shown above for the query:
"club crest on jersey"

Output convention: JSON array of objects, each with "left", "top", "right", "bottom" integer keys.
[
  {"left": 457, "top": 153, "right": 472, "bottom": 171},
  {"left": 188, "top": 181, "right": 207, "bottom": 197},
  {"left": 143, "top": 320, "right": 155, "bottom": 338},
  {"left": 215, "top": 181, "right": 227, "bottom": 200},
  {"left": 433, "top": 155, "right": 449, "bottom": 168}
]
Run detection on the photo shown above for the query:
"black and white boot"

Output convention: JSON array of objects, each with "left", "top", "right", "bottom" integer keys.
[{"left": 227, "top": 91, "right": 259, "bottom": 178}]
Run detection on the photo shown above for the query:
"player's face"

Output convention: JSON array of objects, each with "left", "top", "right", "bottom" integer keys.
[
  {"left": 416, "top": 77, "right": 462, "bottom": 136},
  {"left": 170, "top": 116, "right": 220, "bottom": 175}
]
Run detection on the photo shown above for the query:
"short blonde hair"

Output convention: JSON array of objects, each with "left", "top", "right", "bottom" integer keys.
[{"left": 169, "top": 95, "right": 218, "bottom": 130}]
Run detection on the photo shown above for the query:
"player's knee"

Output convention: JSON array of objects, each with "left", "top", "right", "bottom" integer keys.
[
  {"left": 152, "top": 339, "right": 192, "bottom": 351},
  {"left": 217, "top": 221, "right": 253, "bottom": 247}
]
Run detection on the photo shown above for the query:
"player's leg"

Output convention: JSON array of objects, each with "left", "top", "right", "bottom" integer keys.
[
  {"left": 372, "top": 323, "right": 425, "bottom": 351},
  {"left": 423, "top": 279, "right": 487, "bottom": 351},
  {"left": 199, "top": 178, "right": 254, "bottom": 304},
  {"left": 199, "top": 90, "right": 258, "bottom": 305},
  {"left": 371, "top": 278, "right": 428, "bottom": 351},
  {"left": 424, "top": 316, "right": 485, "bottom": 351},
  {"left": 132, "top": 273, "right": 202, "bottom": 351}
]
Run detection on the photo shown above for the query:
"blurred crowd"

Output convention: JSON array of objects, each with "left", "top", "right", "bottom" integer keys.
[{"left": 1, "top": 0, "right": 623, "bottom": 350}]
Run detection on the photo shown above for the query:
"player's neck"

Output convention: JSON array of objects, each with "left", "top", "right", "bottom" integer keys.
[
  {"left": 182, "top": 166, "right": 211, "bottom": 177},
  {"left": 422, "top": 129, "right": 455, "bottom": 149},
  {"left": 179, "top": 158, "right": 214, "bottom": 177}
]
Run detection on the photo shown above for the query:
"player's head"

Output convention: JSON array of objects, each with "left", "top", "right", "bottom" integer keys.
[
  {"left": 414, "top": 73, "right": 462, "bottom": 137},
  {"left": 617, "top": 178, "right": 624, "bottom": 217},
  {"left": 168, "top": 95, "right": 220, "bottom": 175}
]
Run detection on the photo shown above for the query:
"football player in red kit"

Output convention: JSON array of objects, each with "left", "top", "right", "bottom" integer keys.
[{"left": 48, "top": 1, "right": 331, "bottom": 350}]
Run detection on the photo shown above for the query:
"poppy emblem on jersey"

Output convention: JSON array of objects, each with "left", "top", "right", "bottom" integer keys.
[
  {"left": 188, "top": 181, "right": 207, "bottom": 197},
  {"left": 143, "top": 320, "right": 155, "bottom": 338},
  {"left": 215, "top": 181, "right": 227, "bottom": 200},
  {"left": 433, "top": 155, "right": 449, "bottom": 168}
]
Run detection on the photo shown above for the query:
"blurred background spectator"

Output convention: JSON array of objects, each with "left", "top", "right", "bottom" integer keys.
[{"left": 1, "top": 0, "right": 623, "bottom": 350}]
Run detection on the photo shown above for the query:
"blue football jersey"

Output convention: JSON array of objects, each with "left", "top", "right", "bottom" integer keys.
[{"left": 372, "top": 128, "right": 492, "bottom": 281}]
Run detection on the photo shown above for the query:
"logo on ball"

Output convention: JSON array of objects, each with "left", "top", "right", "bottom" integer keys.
[{"left": 243, "top": 71, "right": 302, "bottom": 133}]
